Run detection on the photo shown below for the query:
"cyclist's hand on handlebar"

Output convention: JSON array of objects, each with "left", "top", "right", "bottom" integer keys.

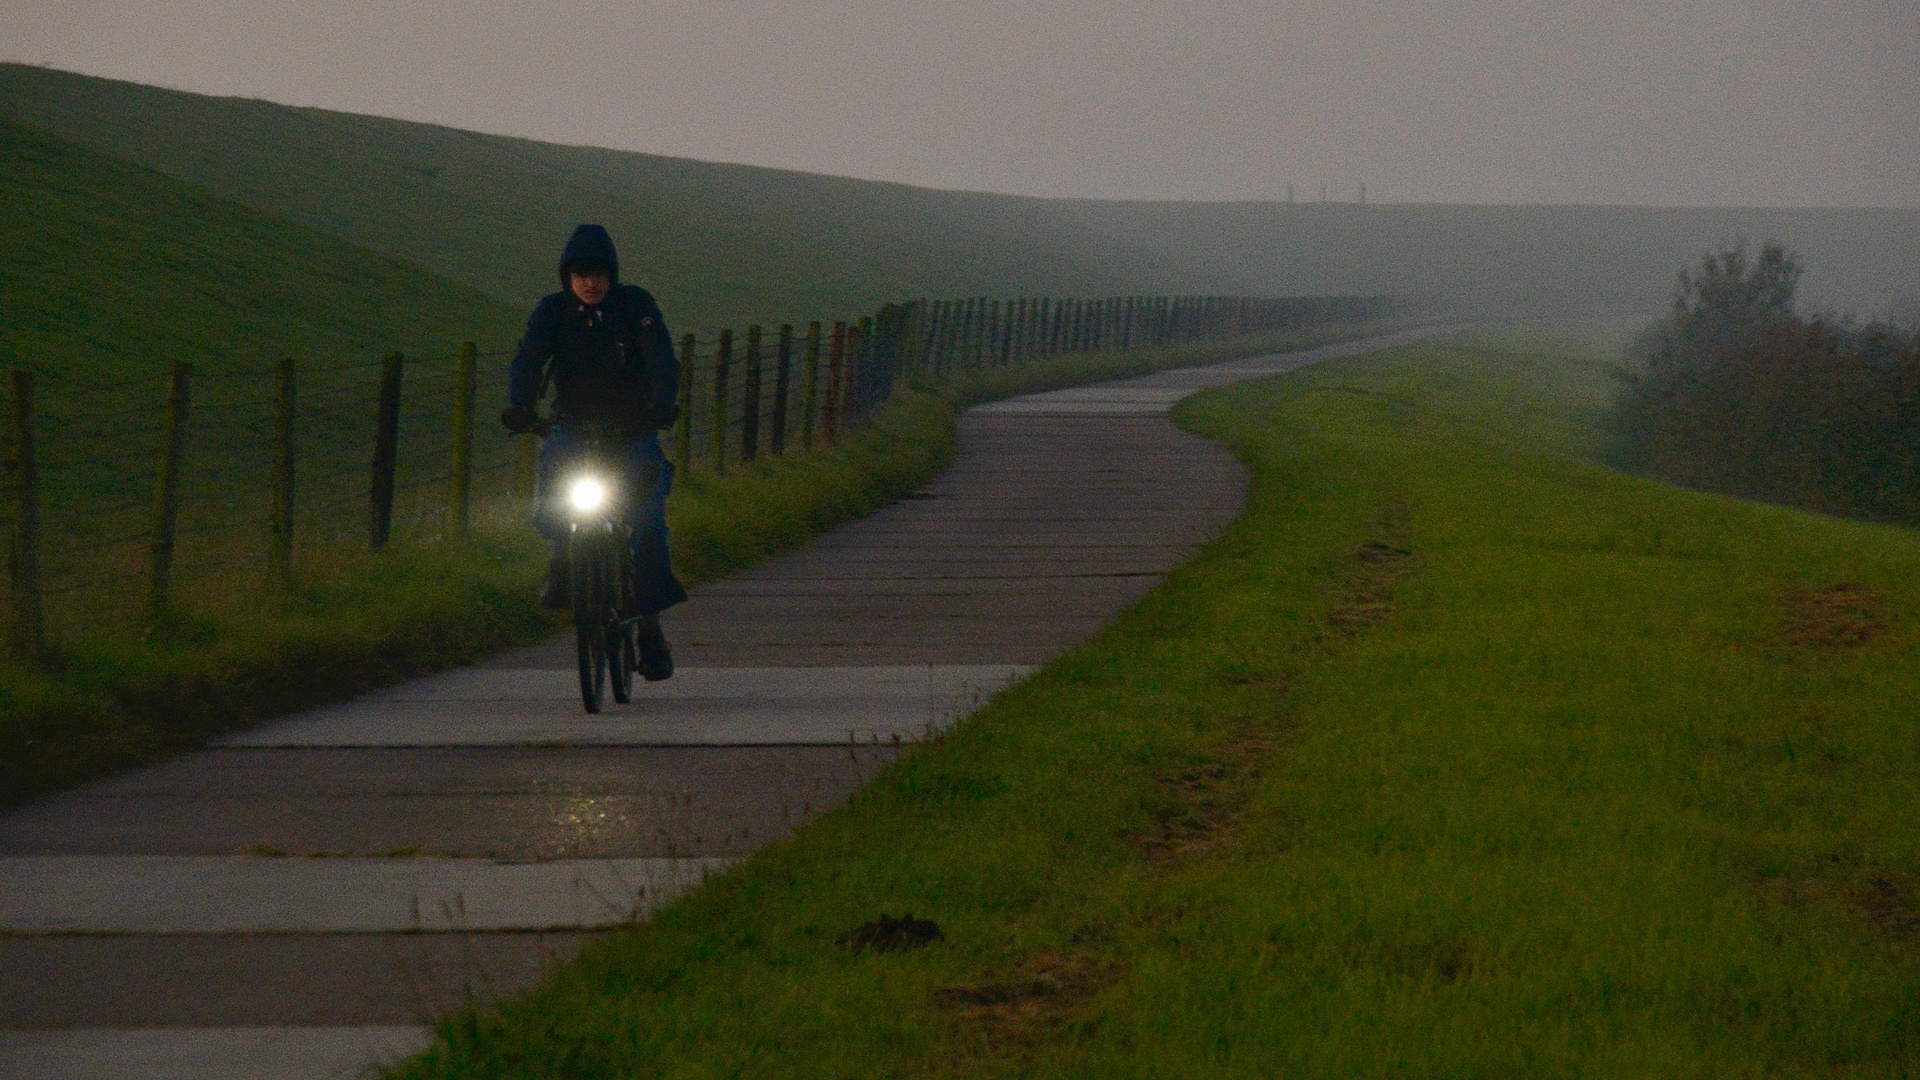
[{"left": 500, "top": 404, "right": 541, "bottom": 435}]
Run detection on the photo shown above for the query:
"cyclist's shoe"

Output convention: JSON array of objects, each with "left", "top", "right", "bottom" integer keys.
[
  {"left": 635, "top": 616, "right": 674, "bottom": 681},
  {"left": 538, "top": 557, "right": 570, "bottom": 610}
]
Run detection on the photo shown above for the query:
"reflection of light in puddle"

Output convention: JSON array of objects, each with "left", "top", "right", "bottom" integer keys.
[{"left": 551, "top": 795, "right": 625, "bottom": 846}]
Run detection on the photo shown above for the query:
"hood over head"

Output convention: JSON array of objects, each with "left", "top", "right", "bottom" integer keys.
[{"left": 557, "top": 224, "right": 620, "bottom": 287}]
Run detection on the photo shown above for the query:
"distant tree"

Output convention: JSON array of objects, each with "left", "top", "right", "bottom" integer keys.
[
  {"left": 1668, "top": 242, "right": 1800, "bottom": 349},
  {"left": 1608, "top": 241, "right": 1920, "bottom": 525},
  {"left": 1674, "top": 243, "right": 1800, "bottom": 323}
]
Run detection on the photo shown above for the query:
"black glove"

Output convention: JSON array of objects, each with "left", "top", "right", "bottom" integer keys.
[{"left": 500, "top": 404, "right": 538, "bottom": 435}]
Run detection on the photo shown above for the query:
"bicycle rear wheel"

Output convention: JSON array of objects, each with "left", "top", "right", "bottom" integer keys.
[{"left": 570, "top": 530, "right": 607, "bottom": 714}]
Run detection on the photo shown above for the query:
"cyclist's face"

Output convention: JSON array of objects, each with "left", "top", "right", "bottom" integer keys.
[{"left": 569, "top": 269, "right": 612, "bottom": 306}]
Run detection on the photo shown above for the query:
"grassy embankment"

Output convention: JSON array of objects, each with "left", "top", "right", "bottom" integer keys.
[
  {"left": 395, "top": 330, "right": 1920, "bottom": 1077},
  {"left": 7, "top": 63, "right": 1917, "bottom": 322}
]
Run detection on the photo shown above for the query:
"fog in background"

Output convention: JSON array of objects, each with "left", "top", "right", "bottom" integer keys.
[{"left": 2, "top": 0, "right": 1915, "bottom": 208}]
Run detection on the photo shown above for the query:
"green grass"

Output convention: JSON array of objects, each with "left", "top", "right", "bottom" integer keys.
[
  {"left": 0, "top": 115, "right": 521, "bottom": 382},
  {"left": 389, "top": 329, "right": 1920, "bottom": 1077},
  {"left": 6, "top": 63, "right": 1913, "bottom": 323}
]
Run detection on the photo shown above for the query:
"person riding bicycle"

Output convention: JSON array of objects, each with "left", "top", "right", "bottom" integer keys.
[{"left": 501, "top": 223, "right": 686, "bottom": 681}]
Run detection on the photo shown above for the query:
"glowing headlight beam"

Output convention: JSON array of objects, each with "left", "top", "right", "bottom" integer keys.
[{"left": 569, "top": 477, "right": 606, "bottom": 512}]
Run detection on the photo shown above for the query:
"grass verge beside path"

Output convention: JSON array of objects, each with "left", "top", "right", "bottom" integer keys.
[{"left": 395, "top": 329, "right": 1920, "bottom": 1077}]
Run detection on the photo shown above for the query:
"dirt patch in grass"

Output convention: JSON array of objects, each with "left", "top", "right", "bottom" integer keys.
[
  {"left": 1327, "top": 507, "right": 1416, "bottom": 634},
  {"left": 1141, "top": 509, "right": 1420, "bottom": 864},
  {"left": 1355, "top": 540, "right": 1413, "bottom": 565},
  {"left": 1755, "top": 867, "right": 1920, "bottom": 940},
  {"left": 837, "top": 913, "right": 944, "bottom": 953},
  {"left": 1853, "top": 876, "right": 1920, "bottom": 938},
  {"left": 1328, "top": 601, "right": 1395, "bottom": 629},
  {"left": 1780, "top": 583, "right": 1889, "bottom": 646},
  {"left": 1141, "top": 735, "right": 1277, "bottom": 863},
  {"left": 935, "top": 951, "right": 1125, "bottom": 1046}
]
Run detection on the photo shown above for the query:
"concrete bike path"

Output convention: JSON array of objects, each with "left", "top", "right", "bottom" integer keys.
[{"left": 0, "top": 328, "right": 1444, "bottom": 1079}]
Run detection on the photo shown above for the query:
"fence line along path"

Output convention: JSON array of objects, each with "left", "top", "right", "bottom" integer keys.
[{"left": 0, "top": 328, "right": 1445, "bottom": 1080}]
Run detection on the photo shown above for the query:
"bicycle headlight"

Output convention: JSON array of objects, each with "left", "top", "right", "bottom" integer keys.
[{"left": 569, "top": 477, "right": 606, "bottom": 512}]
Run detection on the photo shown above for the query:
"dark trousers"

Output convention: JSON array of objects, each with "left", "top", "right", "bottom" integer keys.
[{"left": 533, "top": 428, "right": 688, "bottom": 616}]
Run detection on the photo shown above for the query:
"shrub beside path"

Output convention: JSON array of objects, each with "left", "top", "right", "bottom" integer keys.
[{"left": 0, "top": 328, "right": 1445, "bottom": 1079}]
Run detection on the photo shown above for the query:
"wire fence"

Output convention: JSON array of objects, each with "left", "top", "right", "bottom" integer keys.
[{"left": 1, "top": 292, "right": 1385, "bottom": 657}]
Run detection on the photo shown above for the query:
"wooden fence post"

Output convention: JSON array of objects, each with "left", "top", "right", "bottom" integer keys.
[
  {"left": 675, "top": 332, "right": 695, "bottom": 473},
  {"left": 824, "top": 321, "right": 846, "bottom": 444},
  {"left": 5, "top": 370, "right": 44, "bottom": 662},
  {"left": 896, "top": 301, "right": 919, "bottom": 379},
  {"left": 948, "top": 299, "right": 963, "bottom": 373},
  {"left": 712, "top": 329, "right": 731, "bottom": 474},
  {"left": 771, "top": 324, "right": 793, "bottom": 455},
  {"left": 802, "top": 321, "right": 822, "bottom": 449},
  {"left": 906, "top": 301, "right": 929, "bottom": 378},
  {"left": 270, "top": 358, "right": 295, "bottom": 591},
  {"left": 853, "top": 317, "right": 872, "bottom": 423},
  {"left": 972, "top": 300, "right": 987, "bottom": 368},
  {"left": 369, "top": 351, "right": 403, "bottom": 550},
  {"left": 925, "top": 301, "right": 944, "bottom": 377},
  {"left": 742, "top": 325, "right": 763, "bottom": 463},
  {"left": 956, "top": 301, "right": 974, "bottom": 371},
  {"left": 147, "top": 360, "right": 192, "bottom": 619},
  {"left": 449, "top": 342, "right": 476, "bottom": 541}
]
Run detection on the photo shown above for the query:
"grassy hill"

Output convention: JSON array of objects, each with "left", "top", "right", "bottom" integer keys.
[
  {"left": 4, "top": 63, "right": 1914, "bottom": 331},
  {"left": 0, "top": 115, "right": 521, "bottom": 385},
  {"left": 0, "top": 64, "right": 1210, "bottom": 332},
  {"left": 1, "top": 117, "right": 528, "bottom": 621}
]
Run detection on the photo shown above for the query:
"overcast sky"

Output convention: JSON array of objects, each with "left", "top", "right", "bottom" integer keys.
[{"left": 3, "top": 0, "right": 1915, "bottom": 207}]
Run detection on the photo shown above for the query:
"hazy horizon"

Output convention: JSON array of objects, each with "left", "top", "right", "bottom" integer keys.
[{"left": 2, "top": 1, "right": 1913, "bottom": 210}]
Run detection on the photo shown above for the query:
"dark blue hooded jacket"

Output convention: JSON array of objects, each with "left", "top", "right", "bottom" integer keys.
[{"left": 508, "top": 224, "right": 680, "bottom": 432}]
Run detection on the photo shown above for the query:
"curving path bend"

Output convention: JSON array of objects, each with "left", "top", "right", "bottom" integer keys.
[{"left": 0, "top": 328, "right": 1444, "bottom": 1079}]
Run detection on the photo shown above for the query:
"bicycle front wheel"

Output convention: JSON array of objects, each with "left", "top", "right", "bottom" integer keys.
[
  {"left": 609, "top": 532, "right": 636, "bottom": 704},
  {"left": 570, "top": 530, "right": 608, "bottom": 714}
]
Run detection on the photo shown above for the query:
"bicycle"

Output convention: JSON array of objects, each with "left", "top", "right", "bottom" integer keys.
[{"left": 544, "top": 418, "right": 641, "bottom": 714}]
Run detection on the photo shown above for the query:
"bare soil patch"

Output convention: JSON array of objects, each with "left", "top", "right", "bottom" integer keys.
[
  {"left": 934, "top": 951, "right": 1124, "bottom": 1045},
  {"left": 1140, "top": 736, "right": 1276, "bottom": 863},
  {"left": 1780, "top": 583, "right": 1888, "bottom": 647},
  {"left": 1853, "top": 876, "right": 1920, "bottom": 937}
]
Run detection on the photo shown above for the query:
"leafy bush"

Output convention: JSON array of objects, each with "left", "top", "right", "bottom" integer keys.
[{"left": 1609, "top": 243, "right": 1920, "bottom": 523}]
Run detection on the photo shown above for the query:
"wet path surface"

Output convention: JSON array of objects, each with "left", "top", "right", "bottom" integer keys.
[{"left": 0, "top": 329, "right": 1444, "bottom": 1078}]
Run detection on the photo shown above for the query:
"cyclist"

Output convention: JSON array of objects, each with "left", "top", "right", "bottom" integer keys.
[{"left": 500, "top": 223, "right": 685, "bottom": 681}]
